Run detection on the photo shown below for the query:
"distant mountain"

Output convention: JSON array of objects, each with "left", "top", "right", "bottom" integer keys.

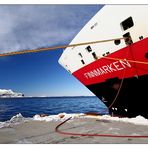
[{"left": 0, "top": 89, "right": 24, "bottom": 98}]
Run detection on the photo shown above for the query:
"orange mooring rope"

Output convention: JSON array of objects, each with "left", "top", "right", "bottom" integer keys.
[
  {"left": 0, "top": 37, "right": 124, "bottom": 57},
  {"left": 55, "top": 69, "right": 148, "bottom": 139},
  {"left": 0, "top": 37, "right": 148, "bottom": 66},
  {"left": 100, "top": 56, "right": 148, "bottom": 65},
  {"left": 1, "top": 37, "right": 148, "bottom": 138},
  {"left": 55, "top": 43, "right": 148, "bottom": 139}
]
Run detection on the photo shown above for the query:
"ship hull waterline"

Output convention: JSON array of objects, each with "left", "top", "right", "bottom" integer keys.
[{"left": 73, "top": 38, "right": 148, "bottom": 118}]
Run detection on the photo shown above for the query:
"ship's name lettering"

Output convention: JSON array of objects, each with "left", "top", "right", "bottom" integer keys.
[{"left": 84, "top": 59, "right": 131, "bottom": 79}]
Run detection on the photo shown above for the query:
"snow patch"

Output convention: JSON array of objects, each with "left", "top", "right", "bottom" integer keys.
[
  {"left": 0, "top": 89, "right": 24, "bottom": 98},
  {"left": 33, "top": 113, "right": 84, "bottom": 122},
  {"left": 0, "top": 113, "right": 31, "bottom": 128},
  {"left": 33, "top": 113, "right": 148, "bottom": 126},
  {"left": 1, "top": 113, "right": 148, "bottom": 129},
  {"left": 95, "top": 115, "right": 148, "bottom": 126}
]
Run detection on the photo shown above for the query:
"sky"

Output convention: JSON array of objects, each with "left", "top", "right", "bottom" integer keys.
[{"left": 0, "top": 5, "right": 103, "bottom": 97}]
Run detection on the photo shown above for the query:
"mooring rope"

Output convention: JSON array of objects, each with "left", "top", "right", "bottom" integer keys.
[
  {"left": 0, "top": 37, "right": 148, "bottom": 66},
  {"left": 0, "top": 37, "right": 124, "bottom": 57},
  {"left": 55, "top": 116, "right": 148, "bottom": 138},
  {"left": 1, "top": 36, "right": 148, "bottom": 138}
]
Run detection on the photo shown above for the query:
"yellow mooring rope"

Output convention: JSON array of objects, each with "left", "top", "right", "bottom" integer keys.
[
  {"left": 0, "top": 37, "right": 123, "bottom": 57},
  {"left": 0, "top": 37, "right": 148, "bottom": 65},
  {"left": 99, "top": 56, "right": 148, "bottom": 65}
]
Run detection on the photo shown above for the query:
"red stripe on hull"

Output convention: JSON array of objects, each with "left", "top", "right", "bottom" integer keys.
[{"left": 73, "top": 38, "right": 148, "bottom": 85}]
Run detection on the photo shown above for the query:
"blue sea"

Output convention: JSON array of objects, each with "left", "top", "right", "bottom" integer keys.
[{"left": 0, "top": 96, "right": 108, "bottom": 122}]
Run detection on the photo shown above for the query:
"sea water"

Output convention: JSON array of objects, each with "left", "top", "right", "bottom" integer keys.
[
  {"left": 1, "top": 96, "right": 148, "bottom": 128},
  {"left": 0, "top": 96, "right": 108, "bottom": 122}
]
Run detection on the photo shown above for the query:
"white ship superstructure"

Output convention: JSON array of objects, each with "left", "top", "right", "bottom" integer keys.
[{"left": 59, "top": 5, "right": 148, "bottom": 73}]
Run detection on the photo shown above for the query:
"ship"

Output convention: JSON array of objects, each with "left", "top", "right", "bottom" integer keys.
[{"left": 59, "top": 5, "right": 148, "bottom": 118}]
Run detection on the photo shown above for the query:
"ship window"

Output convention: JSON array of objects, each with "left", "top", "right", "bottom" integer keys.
[
  {"left": 86, "top": 46, "right": 92, "bottom": 52},
  {"left": 139, "top": 36, "right": 143, "bottom": 40},
  {"left": 106, "top": 52, "right": 110, "bottom": 55},
  {"left": 123, "top": 32, "right": 133, "bottom": 45},
  {"left": 102, "top": 54, "right": 105, "bottom": 57},
  {"left": 78, "top": 53, "right": 83, "bottom": 58},
  {"left": 120, "top": 16, "right": 134, "bottom": 31},
  {"left": 114, "top": 39, "right": 121, "bottom": 45},
  {"left": 81, "top": 59, "right": 85, "bottom": 65},
  {"left": 92, "top": 52, "right": 98, "bottom": 60}
]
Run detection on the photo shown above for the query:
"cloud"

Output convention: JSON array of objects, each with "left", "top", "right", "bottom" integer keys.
[{"left": 0, "top": 5, "right": 102, "bottom": 54}]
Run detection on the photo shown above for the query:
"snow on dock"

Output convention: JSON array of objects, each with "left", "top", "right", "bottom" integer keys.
[{"left": 0, "top": 113, "right": 148, "bottom": 144}]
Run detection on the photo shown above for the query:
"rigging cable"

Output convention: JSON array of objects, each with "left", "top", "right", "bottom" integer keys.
[
  {"left": 0, "top": 37, "right": 148, "bottom": 65},
  {"left": 54, "top": 41, "right": 148, "bottom": 139},
  {"left": 1, "top": 37, "right": 148, "bottom": 138}
]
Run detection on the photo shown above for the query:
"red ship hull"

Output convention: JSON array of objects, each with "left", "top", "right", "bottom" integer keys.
[{"left": 73, "top": 38, "right": 148, "bottom": 118}]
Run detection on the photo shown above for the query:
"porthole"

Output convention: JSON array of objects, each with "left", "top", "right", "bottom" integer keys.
[{"left": 114, "top": 39, "right": 121, "bottom": 45}]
